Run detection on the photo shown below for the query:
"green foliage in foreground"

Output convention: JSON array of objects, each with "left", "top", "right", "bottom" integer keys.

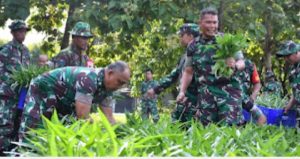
[{"left": 14, "top": 110, "right": 300, "bottom": 157}]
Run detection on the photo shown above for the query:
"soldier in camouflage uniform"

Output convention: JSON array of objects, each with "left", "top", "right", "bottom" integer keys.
[
  {"left": 235, "top": 51, "right": 266, "bottom": 125},
  {"left": 177, "top": 8, "right": 245, "bottom": 126},
  {"left": 140, "top": 69, "right": 160, "bottom": 122},
  {"left": 147, "top": 23, "right": 199, "bottom": 123},
  {"left": 262, "top": 70, "right": 283, "bottom": 96},
  {"left": 51, "top": 21, "right": 94, "bottom": 67},
  {"left": 276, "top": 41, "right": 300, "bottom": 115},
  {"left": 0, "top": 20, "right": 30, "bottom": 154},
  {"left": 19, "top": 61, "right": 130, "bottom": 138}
]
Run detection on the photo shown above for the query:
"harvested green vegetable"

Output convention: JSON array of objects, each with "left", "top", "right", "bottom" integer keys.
[
  {"left": 11, "top": 64, "right": 50, "bottom": 88},
  {"left": 255, "top": 93, "right": 289, "bottom": 108},
  {"left": 212, "top": 33, "right": 248, "bottom": 78}
]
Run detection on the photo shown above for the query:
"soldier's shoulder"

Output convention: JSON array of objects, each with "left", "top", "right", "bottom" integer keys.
[
  {"left": 59, "top": 47, "right": 72, "bottom": 55},
  {"left": 0, "top": 42, "right": 14, "bottom": 54}
]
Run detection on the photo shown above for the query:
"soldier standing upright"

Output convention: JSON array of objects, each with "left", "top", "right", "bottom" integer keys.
[
  {"left": 140, "top": 69, "right": 159, "bottom": 122},
  {"left": 0, "top": 20, "right": 31, "bottom": 154},
  {"left": 177, "top": 8, "right": 245, "bottom": 126},
  {"left": 52, "top": 21, "right": 94, "bottom": 67},
  {"left": 147, "top": 23, "right": 199, "bottom": 123}
]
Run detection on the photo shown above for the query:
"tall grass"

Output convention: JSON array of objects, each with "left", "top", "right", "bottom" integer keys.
[{"left": 13, "top": 109, "right": 300, "bottom": 157}]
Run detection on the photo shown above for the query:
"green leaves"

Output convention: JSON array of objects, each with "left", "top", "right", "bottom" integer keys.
[
  {"left": 255, "top": 93, "right": 289, "bottom": 108},
  {"left": 15, "top": 111, "right": 300, "bottom": 157},
  {"left": 10, "top": 64, "right": 50, "bottom": 88},
  {"left": 212, "top": 33, "right": 248, "bottom": 78},
  {"left": 215, "top": 33, "right": 248, "bottom": 59}
]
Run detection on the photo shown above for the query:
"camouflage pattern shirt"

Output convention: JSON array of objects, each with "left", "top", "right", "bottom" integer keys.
[
  {"left": 185, "top": 34, "right": 242, "bottom": 99},
  {"left": 237, "top": 59, "right": 260, "bottom": 101},
  {"left": 141, "top": 80, "right": 159, "bottom": 104},
  {"left": 154, "top": 53, "right": 197, "bottom": 103},
  {"left": 288, "top": 62, "right": 300, "bottom": 105},
  {"left": 263, "top": 81, "right": 282, "bottom": 95},
  {"left": 0, "top": 40, "right": 30, "bottom": 97},
  {"left": 29, "top": 67, "right": 112, "bottom": 113},
  {"left": 52, "top": 44, "right": 90, "bottom": 68}
]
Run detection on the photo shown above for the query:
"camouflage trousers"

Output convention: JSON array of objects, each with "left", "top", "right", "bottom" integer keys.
[
  {"left": 171, "top": 93, "right": 197, "bottom": 123},
  {"left": 196, "top": 89, "right": 244, "bottom": 126},
  {"left": 0, "top": 96, "right": 18, "bottom": 152},
  {"left": 141, "top": 101, "right": 159, "bottom": 123},
  {"left": 19, "top": 83, "right": 72, "bottom": 139}
]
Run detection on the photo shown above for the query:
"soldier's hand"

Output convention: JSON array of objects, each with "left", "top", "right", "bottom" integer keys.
[
  {"left": 235, "top": 59, "right": 245, "bottom": 70},
  {"left": 225, "top": 57, "right": 236, "bottom": 68},
  {"left": 283, "top": 106, "right": 289, "bottom": 114},
  {"left": 176, "top": 92, "right": 186, "bottom": 103},
  {"left": 147, "top": 89, "right": 155, "bottom": 98}
]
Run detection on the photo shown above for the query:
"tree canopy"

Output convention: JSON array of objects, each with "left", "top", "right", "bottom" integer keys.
[{"left": 0, "top": 0, "right": 299, "bottom": 95}]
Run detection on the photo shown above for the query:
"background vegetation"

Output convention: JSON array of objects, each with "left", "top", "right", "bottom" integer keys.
[{"left": 0, "top": 0, "right": 299, "bottom": 97}]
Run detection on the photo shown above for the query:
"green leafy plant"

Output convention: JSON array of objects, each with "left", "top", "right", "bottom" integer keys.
[
  {"left": 12, "top": 110, "right": 300, "bottom": 157},
  {"left": 255, "top": 93, "right": 289, "bottom": 108},
  {"left": 11, "top": 64, "right": 50, "bottom": 88},
  {"left": 212, "top": 33, "right": 248, "bottom": 78}
]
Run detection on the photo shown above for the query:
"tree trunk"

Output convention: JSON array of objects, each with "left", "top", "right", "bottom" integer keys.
[
  {"left": 60, "top": 2, "right": 76, "bottom": 50},
  {"left": 263, "top": 15, "right": 273, "bottom": 72},
  {"left": 218, "top": 0, "right": 225, "bottom": 31}
]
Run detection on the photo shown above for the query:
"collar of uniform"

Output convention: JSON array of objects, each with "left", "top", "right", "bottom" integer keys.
[
  {"left": 11, "top": 39, "right": 24, "bottom": 49},
  {"left": 198, "top": 33, "right": 217, "bottom": 44},
  {"left": 97, "top": 68, "right": 105, "bottom": 90}
]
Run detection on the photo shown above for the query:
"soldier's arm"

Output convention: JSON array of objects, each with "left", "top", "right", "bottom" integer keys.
[
  {"left": 153, "top": 67, "right": 180, "bottom": 94},
  {"left": 284, "top": 96, "right": 297, "bottom": 113},
  {"left": 177, "top": 43, "right": 195, "bottom": 103},
  {"left": 51, "top": 52, "right": 68, "bottom": 68},
  {"left": 75, "top": 100, "right": 92, "bottom": 119},
  {"left": 250, "top": 65, "right": 261, "bottom": 101},
  {"left": 285, "top": 80, "right": 300, "bottom": 113},
  {"left": 140, "top": 82, "right": 147, "bottom": 95},
  {"left": 100, "top": 106, "right": 116, "bottom": 125},
  {"left": 99, "top": 96, "right": 116, "bottom": 124},
  {"left": 177, "top": 66, "right": 193, "bottom": 103}
]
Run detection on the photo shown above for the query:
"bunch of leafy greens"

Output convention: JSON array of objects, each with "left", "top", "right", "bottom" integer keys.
[
  {"left": 212, "top": 33, "right": 248, "bottom": 78},
  {"left": 11, "top": 64, "right": 50, "bottom": 88},
  {"left": 255, "top": 93, "right": 289, "bottom": 108}
]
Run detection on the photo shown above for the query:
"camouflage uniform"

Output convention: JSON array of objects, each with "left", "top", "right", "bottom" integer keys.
[
  {"left": 51, "top": 22, "right": 108, "bottom": 112},
  {"left": 154, "top": 55, "right": 197, "bottom": 122},
  {"left": 263, "top": 71, "right": 283, "bottom": 96},
  {"left": 0, "top": 20, "right": 30, "bottom": 152},
  {"left": 235, "top": 51, "right": 263, "bottom": 121},
  {"left": 153, "top": 23, "right": 199, "bottom": 123},
  {"left": 52, "top": 22, "right": 93, "bottom": 68},
  {"left": 19, "top": 67, "right": 112, "bottom": 135},
  {"left": 277, "top": 41, "right": 300, "bottom": 114},
  {"left": 185, "top": 33, "right": 244, "bottom": 126},
  {"left": 140, "top": 80, "right": 160, "bottom": 122}
]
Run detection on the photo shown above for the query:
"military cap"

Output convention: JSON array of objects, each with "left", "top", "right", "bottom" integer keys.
[
  {"left": 9, "top": 20, "right": 30, "bottom": 31},
  {"left": 265, "top": 70, "right": 275, "bottom": 79},
  {"left": 178, "top": 23, "right": 199, "bottom": 37},
  {"left": 234, "top": 50, "right": 244, "bottom": 60},
  {"left": 69, "top": 22, "right": 93, "bottom": 38},
  {"left": 276, "top": 41, "right": 300, "bottom": 57}
]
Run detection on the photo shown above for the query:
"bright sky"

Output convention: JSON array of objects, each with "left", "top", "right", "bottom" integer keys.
[{"left": 0, "top": 19, "right": 47, "bottom": 46}]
